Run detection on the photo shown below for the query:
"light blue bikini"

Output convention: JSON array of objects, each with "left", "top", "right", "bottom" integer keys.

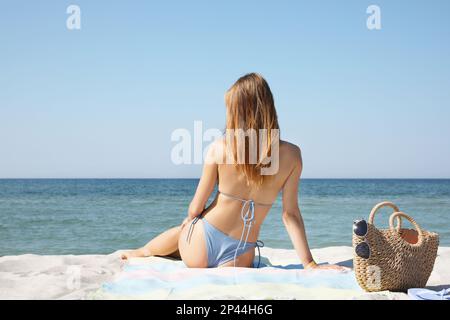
[{"left": 185, "top": 190, "right": 271, "bottom": 268}]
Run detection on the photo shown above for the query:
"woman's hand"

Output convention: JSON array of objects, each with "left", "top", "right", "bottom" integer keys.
[{"left": 309, "top": 264, "right": 350, "bottom": 271}]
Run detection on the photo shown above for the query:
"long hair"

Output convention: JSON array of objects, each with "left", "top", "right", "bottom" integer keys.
[{"left": 224, "top": 73, "right": 280, "bottom": 186}]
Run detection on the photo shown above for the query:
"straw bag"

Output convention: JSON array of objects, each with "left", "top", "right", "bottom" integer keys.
[{"left": 352, "top": 201, "right": 439, "bottom": 292}]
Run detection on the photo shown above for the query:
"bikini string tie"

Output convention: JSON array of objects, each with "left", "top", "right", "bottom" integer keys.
[
  {"left": 255, "top": 240, "right": 264, "bottom": 268},
  {"left": 233, "top": 199, "right": 255, "bottom": 267},
  {"left": 185, "top": 216, "right": 200, "bottom": 243}
]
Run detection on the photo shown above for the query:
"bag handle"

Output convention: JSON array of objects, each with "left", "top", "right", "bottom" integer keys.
[
  {"left": 368, "top": 201, "right": 402, "bottom": 231},
  {"left": 389, "top": 211, "right": 424, "bottom": 246}
]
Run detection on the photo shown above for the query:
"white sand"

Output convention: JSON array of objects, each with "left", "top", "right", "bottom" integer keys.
[{"left": 0, "top": 246, "right": 448, "bottom": 300}]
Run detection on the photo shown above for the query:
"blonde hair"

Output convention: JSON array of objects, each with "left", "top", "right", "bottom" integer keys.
[{"left": 224, "top": 73, "right": 279, "bottom": 186}]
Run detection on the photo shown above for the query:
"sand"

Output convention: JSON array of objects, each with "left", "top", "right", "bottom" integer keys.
[{"left": 0, "top": 246, "right": 448, "bottom": 300}]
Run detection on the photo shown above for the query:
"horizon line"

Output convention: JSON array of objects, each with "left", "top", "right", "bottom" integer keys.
[{"left": 1, "top": 177, "right": 450, "bottom": 180}]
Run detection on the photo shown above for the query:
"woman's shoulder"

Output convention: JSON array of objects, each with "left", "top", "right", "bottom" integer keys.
[
  {"left": 279, "top": 141, "right": 303, "bottom": 175},
  {"left": 279, "top": 140, "right": 301, "bottom": 159}
]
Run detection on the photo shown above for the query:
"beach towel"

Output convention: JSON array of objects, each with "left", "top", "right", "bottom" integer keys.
[
  {"left": 92, "top": 256, "right": 362, "bottom": 300},
  {"left": 408, "top": 288, "right": 450, "bottom": 300}
]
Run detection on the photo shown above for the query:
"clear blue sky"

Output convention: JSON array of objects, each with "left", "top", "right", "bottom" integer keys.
[{"left": 1, "top": 1, "right": 449, "bottom": 178}]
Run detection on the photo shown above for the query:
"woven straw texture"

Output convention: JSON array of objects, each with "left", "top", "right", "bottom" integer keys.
[{"left": 353, "top": 201, "right": 439, "bottom": 292}]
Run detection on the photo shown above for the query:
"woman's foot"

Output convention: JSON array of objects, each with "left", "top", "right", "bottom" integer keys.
[{"left": 120, "top": 248, "right": 151, "bottom": 260}]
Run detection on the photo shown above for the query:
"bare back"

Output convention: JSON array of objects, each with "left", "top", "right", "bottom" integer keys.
[
  {"left": 178, "top": 139, "right": 302, "bottom": 268},
  {"left": 204, "top": 140, "right": 300, "bottom": 242}
]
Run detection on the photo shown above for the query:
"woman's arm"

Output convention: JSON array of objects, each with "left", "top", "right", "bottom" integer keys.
[
  {"left": 281, "top": 147, "right": 314, "bottom": 267},
  {"left": 281, "top": 147, "right": 346, "bottom": 270},
  {"left": 187, "top": 142, "right": 218, "bottom": 219}
]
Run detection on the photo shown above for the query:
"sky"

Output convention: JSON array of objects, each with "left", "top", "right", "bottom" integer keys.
[{"left": 0, "top": 0, "right": 449, "bottom": 178}]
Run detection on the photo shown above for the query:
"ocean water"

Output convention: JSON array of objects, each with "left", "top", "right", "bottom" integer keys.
[{"left": 0, "top": 179, "right": 448, "bottom": 256}]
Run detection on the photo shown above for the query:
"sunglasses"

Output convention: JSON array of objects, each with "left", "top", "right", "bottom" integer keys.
[
  {"left": 353, "top": 219, "right": 368, "bottom": 237},
  {"left": 353, "top": 219, "right": 370, "bottom": 259}
]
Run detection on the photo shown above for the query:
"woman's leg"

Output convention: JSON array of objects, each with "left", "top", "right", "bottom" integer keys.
[{"left": 121, "top": 225, "right": 183, "bottom": 260}]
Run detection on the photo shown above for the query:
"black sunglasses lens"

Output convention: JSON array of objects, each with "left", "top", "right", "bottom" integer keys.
[
  {"left": 355, "top": 242, "right": 370, "bottom": 259},
  {"left": 353, "top": 220, "right": 368, "bottom": 237}
]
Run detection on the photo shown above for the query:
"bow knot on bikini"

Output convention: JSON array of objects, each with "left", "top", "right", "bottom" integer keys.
[{"left": 241, "top": 199, "right": 255, "bottom": 222}]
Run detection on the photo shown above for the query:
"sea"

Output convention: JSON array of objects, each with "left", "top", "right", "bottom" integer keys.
[{"left": 0, "top": 179, "right": 448, "bottom": 256}]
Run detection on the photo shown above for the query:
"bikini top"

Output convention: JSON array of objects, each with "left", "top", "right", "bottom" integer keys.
[{"left": 218, "top": 190, "right": 273, "bottom": 209}]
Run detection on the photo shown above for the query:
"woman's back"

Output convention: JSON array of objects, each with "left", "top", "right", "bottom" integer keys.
[{"left": 203, "top": 140, "right": 301, "bottom": 243}]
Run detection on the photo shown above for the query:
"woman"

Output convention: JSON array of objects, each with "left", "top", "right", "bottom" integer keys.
[{"left": 121, "top": 73, "right": 344, "bottom": 270}]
